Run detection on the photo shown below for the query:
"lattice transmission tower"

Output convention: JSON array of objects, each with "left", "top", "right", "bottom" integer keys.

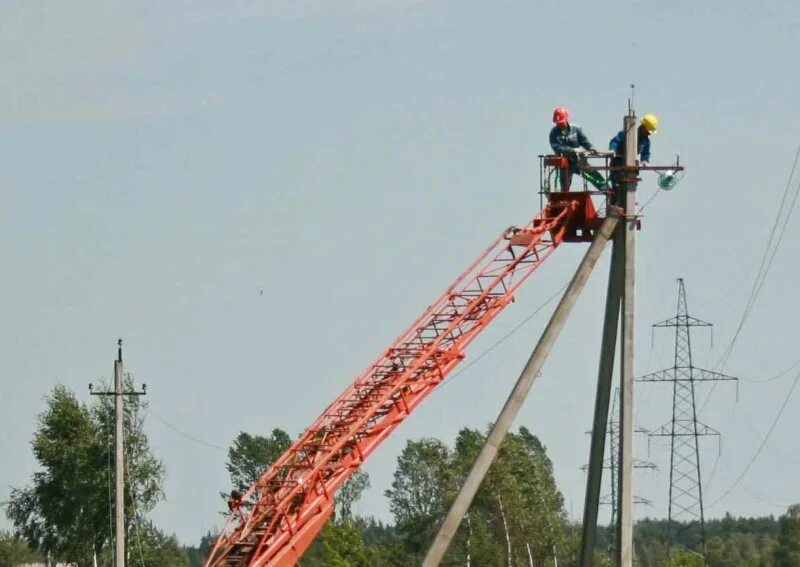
[
  {"left": 582, "top": 388, "right": 655, "bottom": 553},
  {"left": 637, "top": 279, "right": 738, "bottom": 557}
]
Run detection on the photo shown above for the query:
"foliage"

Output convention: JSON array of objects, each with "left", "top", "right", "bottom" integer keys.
[
  {"left": 5, "top": 382, "right": 164, "bottom": 565},
  {"left": 385, "top": 438, "right": 452, "bottom": 558},
  {"left": 0, "top": 530, "right": 40, "bottom": 566},
  {"left": 125, "top": 520, "right": 190, "bottom": 567},
  {"left": 774, "top": 504, "right": 800, "bottom": 567},
  {"left": 383, "top": 427, "right": 569, "bottom": 566},
  {"left": 226, "top": 430, "right": 291, "bottom": 492},
  {"left": 302, "top": 522, "right": 372, "bottom": 567},
  {"left": 662, "top": 547, "right": 705, "bottom": 567},
  {"left": 335, "top": 470, "right": 371, "bottom": 522},
  {"left": 184, "top": 531, "right": 216, "bottom": 567}
]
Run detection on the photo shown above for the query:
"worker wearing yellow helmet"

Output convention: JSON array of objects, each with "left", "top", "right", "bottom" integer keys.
[
  {"left": 609, "top": 113, "right": 659, "bottom": 165},
  {"left": 607, "top": 114, "right": 658, "bottom": 190}
]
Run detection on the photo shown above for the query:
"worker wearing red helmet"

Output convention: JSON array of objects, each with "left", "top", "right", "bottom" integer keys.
[{"left": 548, "top": 107, "right": 606, "bottom": 191}]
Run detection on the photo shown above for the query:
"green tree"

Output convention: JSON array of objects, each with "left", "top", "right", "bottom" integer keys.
[
  {"left": 445, "top": 427, "right": 569, "bottom": 566},
  {"left": 302, "top": 522, "right": 372, "bottom": 567},
  {"left": 335, "top": 470, "right": 371, "bottom": 522},
  {"left": 126, "top": 520, "right": 190, "bottom": 567},
  {"left": 663, "top": 548, "right": 705, "bottom": 567},
  {"left": 0, "top": 531, "right": 40, "bottom": 566},
  {"left": 226, "top": 430, "right": 292, "bottom": 492},
  {"left": 385, "top": 438, "right": 452, "bottom": 558},
  {"left": 185, "top": 530, "right": 216, "bottom": 567},
  {"left": 5, "top": 382, "right": 164, "bottom": 565},
  {"left": 774, "top": 504, "right": 800, "bottom": 567}
]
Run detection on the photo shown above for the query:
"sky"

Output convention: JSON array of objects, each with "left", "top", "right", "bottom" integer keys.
[{"left": 2, "top": 0, "right": 800, "bottom": 547}]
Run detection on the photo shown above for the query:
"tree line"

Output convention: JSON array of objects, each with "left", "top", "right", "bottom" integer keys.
[{"left": 2, "top": 383, "right": 798, "bottom": 566}]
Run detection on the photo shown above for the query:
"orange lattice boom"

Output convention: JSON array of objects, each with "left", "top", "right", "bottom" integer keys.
[{"left": 206, "top": 192, "right": 602, "bottom": 566}]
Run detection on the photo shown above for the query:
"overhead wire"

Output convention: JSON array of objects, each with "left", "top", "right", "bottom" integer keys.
[
  {"left": 145, "top": 407, "right": 227, "bottom": 452},
  {"left": 738, "top": 483, "right": 797, "bottom": 510},
  {"left": 438, "top": 283, "right": 569, "bottom": 389},
  {"left": 146, "top": 280, "right": 573, "bottom": 453},
  {"left": 706, "top": 365, "right": 800, "bottom": 509},
  {"left": 706, "top": 145, "right": 800, "bottom": 392},
  {"left": 701, "top": 146, "right": 800, "bottom": 488},
  {"left": 706, "top": 357, "right": 800, "bottom": 483}
]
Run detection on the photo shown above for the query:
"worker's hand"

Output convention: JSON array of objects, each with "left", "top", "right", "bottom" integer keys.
[
  {"left": 573, "top": 148, "right": 586, "bottom": 156},
  {"left": 586, "top": 147, "right": 597, "bottom": 154}
]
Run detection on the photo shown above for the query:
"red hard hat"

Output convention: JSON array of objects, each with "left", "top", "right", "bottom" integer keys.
[{"left": 553, "top": 106, "right": 569, "bottom": 126}]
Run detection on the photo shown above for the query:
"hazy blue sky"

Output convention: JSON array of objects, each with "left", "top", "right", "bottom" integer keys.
[{"left": 2, "top": 0, "right": 799, "bottom": 546}]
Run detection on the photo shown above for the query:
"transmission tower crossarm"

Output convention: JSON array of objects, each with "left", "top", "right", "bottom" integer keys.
[
  {"left": 652, "top": 315, "right": 713, "bottom": 328},
  {"left": 637, "top": 368, "right": 738, "bottom": 382},
  {"left": 206, "top": 195, "right": 601, "bottom": 567},
  {"left": 692, "top": 368, "right": 739, "bottom": 382},
  {"left": 649, "top": 421, "right": 720, "bottom": 437}
]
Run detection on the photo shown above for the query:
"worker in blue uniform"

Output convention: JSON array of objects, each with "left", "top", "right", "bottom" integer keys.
[
  {"left": 549, "top": 107, "right": 607, "bottom": 191},
  {"left": 608, "top": 114, "right": 658, "bottom": 189}
]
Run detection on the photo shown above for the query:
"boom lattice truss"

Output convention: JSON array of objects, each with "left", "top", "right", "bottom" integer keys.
[{"left": 207, "top": 194, "right": 600, "bottom": 567}]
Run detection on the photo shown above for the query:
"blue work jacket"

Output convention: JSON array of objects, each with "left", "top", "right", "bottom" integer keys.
[
  {"left": 549, "top": 124, "right": 594, "bottom": 156},
  {"left": 609, "top": 130, "right": 651, "bottom": 163}
]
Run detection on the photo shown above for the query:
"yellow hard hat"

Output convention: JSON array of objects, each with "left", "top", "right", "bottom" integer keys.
[{"left": 642, "top": 114, "right": 659, "bottom": 134}]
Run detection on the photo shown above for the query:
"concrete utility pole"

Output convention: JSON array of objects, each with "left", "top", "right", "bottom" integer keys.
[
  {"left": 422, "top": 213, "right": 621, "bottom": 567},
  {"left": 617, "top": 111, "right": 638, "bottom": 567},
  {"left": 579, "top": 110, "right": 641, "bottom": 567},
  {"left": 90, "top": 340, "right": 146, "bottom": 567}
]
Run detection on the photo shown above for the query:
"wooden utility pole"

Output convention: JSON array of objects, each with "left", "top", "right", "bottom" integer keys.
[{"left": 90, "top": 340, "right": 146, "bottom": 567}]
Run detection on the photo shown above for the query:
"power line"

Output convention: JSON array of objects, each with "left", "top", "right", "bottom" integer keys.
[
  {"left": 699, "top": 147, "right": 800, "bottom": 492},
  {"left": 439, "top": 283, "right": 568, "bottom": 388},
  {"left": 145, "top": 407, "right": 227, "bottom": 452},
  {"left": 707, "top": 366, "right": 800, "bottom": 509},
  {"left": 739, "top": 483, "right": 798, "bottom": 510},
  {"left": 710, "top": 145, "right": 800, "bottom": 381},
  {"left": 705, "top": 356, "right": 800, "bottom": 486}
]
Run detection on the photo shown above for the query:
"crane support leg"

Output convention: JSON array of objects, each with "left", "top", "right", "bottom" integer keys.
[
  {"left": 423, "top": 212, "right": 621, "bottom": 567},
  {"left": 580, "top": 222, "right": 624, "bottom": 565}
]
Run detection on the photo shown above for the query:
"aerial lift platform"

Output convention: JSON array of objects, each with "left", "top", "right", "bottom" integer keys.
[{"left": 206, "top": 113, "right": 683, "bottom": 567}]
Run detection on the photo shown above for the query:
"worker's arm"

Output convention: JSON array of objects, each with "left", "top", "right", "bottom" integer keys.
[
  {"left": 640, "top": 137, "right": 651, "bottom": 163},
  {"left": 549, "top": 127, "right": 570, "bottom": 154}
]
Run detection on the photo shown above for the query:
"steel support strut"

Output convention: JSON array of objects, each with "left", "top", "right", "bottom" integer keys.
[{"left": 423, "top": 212, "right": 621, "bottom": 567}]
